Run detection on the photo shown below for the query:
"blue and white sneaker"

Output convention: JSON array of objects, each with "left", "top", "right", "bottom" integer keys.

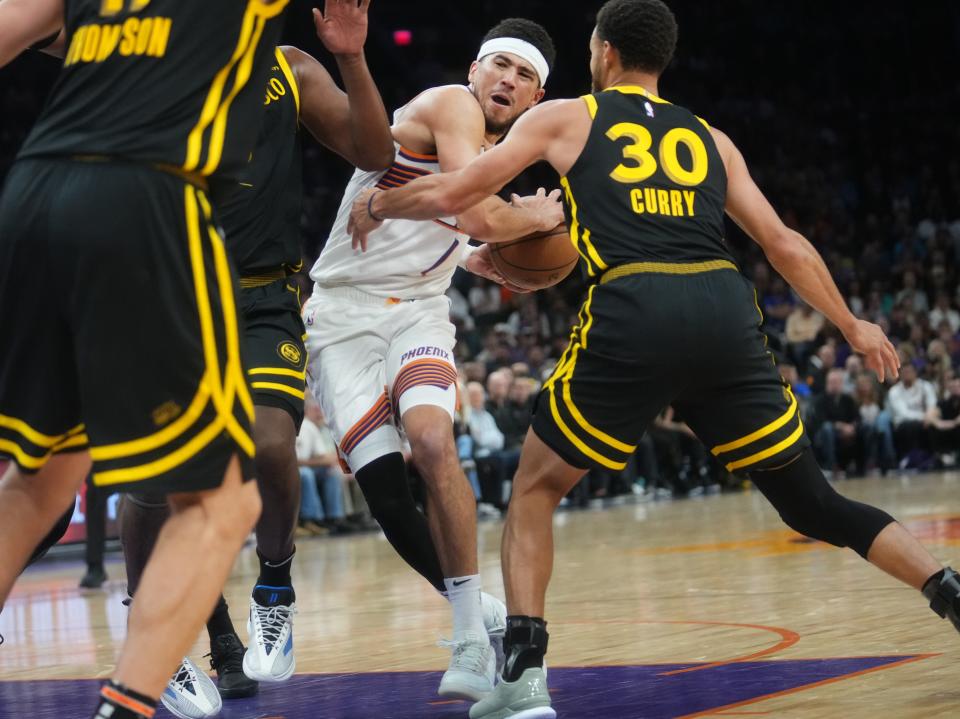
[
  {"left": 161, "top": 657, "right": 222, "bottom": 719},
  {"left": 481, "top": 592, "right": 507, "bottom": 674},
  {"left": 242, "top": 585, "right": 297, "bottom": 682}
]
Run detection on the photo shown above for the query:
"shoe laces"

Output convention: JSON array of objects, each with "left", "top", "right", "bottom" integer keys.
[
  {"left": 170, "top": 659, "right": 200, "bottom": 693},
  {"left": 206, "top": 635, "right": 243, "bottom": 674},
  {"left": 252, "top": 603, "right": 296, "bottom": 647},
  {"left": 438, "top": 636, "right": 490, "bottom": 674}
]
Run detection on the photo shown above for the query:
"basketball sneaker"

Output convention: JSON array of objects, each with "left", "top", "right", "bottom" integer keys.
[
  {"left": 438, "top": 632, "right": 497, "bottom": 701},
  {"left": 160, "top": 657, "right": 223, "bottom": 719},
  {"left": 208, "top": 633, "right": 258, "bottom": 699},
  {"left": 481, "top": 592, "right": 507, "bottom": 673},
  {"left": 242, "top": 585, "right": 296, "bottom": 682},
  {"left": 468, "top": 667, "right": 555, "bottom": 719}
]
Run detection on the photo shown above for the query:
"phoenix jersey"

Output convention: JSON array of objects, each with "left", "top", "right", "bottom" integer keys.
[
  {"left": 561, "top": 85, "right": 733, "bottom": 280},
  {"left": 310, "top": 85, "right": 470, "bottom": 300},
  {"left": 217, "top": 47, "right": 303, "bottom": 275},
  {"left": 20, "top": 0, "right": 289, "bottom": 179}
]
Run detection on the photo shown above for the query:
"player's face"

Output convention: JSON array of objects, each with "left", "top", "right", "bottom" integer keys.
[{"left": 469, "top": 52, "right": 545, "bottom": 136}]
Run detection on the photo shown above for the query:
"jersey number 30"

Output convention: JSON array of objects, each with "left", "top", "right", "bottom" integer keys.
[{"left": 605, "top": 123, "right": 708, "bottom": 187}]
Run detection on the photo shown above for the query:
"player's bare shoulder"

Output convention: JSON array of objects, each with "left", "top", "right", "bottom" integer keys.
[{"left": 392, "top": 84, "right": 484, "bottom": 152}]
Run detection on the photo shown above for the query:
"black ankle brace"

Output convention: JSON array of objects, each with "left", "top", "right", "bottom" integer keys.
[
  {"left": 503, "top": 616, "right": 549, "bottom": 682},
  {"left": 922, "top": 566, "right": 960, "bottom": 632}
]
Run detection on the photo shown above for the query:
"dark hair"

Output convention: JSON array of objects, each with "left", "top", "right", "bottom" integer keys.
[
  {"left": 596, "top": 0, "right": 678, "bottom": 74},
  {"left": 481, "top": 18, "right": 557, "bottom": 76}
]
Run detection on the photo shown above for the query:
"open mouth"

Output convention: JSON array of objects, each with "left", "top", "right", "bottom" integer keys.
[{"left": 491, "top": 93, "right": 511, "bottom": 107}]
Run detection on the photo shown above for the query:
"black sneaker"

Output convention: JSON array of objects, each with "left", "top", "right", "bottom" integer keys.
[
  {"left": 208, "top": 633, "right": 259, "bottom": 699},
  {"left": 79, "top": 565, "right": 107, "bottom": 589}
]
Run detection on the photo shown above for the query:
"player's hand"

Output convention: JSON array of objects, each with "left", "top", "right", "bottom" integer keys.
[
  {"left": 313, "top": 0, "right": 370, "bottom": 56},
  {"left": 843, "top": 319, "right": 900, "bottom": 383},
  {"left": 464, "top": 244, "right": 531, "bottom": 293},
  {"left": 347, "top": 188, "right": 383, "bottom": 252},
  {"left": 510, "top": 187, "right": 564, "bottom": 231}
]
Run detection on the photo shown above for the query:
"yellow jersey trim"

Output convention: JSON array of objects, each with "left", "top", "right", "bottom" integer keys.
[
  {"left": 605, "top": 85, "right": 671, "bottom": 104},
  {"left": 600, "top": 260, "right": 737, "bottom": 284},
  {"left": 581, "top": 94, "right": 598, "bottom": 119},
  {"left": 275, "top": 46, "right": 300, "bottom": 117}
]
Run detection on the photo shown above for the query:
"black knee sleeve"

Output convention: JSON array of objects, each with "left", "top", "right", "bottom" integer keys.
[
  {"left": 750, "top": 447, "right": 894, "bottom": 558},
  {"left": 27, "top": 505, "right": 74, "bottom": 568},
  {"left": 356, "top": 453, "right": 446, "bottom": 593}
]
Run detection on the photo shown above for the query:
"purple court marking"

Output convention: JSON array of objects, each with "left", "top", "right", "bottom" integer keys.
[{"left": 0, "top": 656, "right": 927, "bottom": 719}]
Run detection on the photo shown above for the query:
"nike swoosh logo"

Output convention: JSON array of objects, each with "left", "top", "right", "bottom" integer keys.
[{"left": 452, "top": 579, "right": 471, "bottom": 587}]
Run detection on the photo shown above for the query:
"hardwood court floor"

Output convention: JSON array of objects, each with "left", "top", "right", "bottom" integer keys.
[{"left": 3, "top": 473, "right": 960, "bottom": 717}]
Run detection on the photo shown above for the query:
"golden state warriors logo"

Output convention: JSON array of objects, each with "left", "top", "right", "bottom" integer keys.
[{"left": 277, "top": 341, "right": 302, "bottom": 366}]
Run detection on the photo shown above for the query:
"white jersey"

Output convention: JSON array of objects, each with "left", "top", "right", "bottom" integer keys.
[{"left": 309, "top": 87, "right": 473, "bottom": 300}]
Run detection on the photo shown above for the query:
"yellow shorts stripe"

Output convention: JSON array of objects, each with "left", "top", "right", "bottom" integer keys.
[
  {"left": 53, "top": 433, "right": 89, "bottom": 452},
  {"left": 94, "top": 414, "right": 228, "bottom": 486},
  {"left": 0, "top": 439, "right": 49, "bottom": 470},
  {"left": 548, "top": 385, "right": 626, "bottom": 470},
  {"left": 251, "top": 382, "right": 306, "bottom": 400},
  {"left": 91, "top": 385, "right": 212, "bottom": 462},
  {"left": 724, "top": 417, "right": 805, "bottom": 472},
  {"left": 248, "top": 367, "right": 307, "bottom": 380},
  {"left": 711, "top": 387, "right": 798, "bottom": 456},
  {"left": 0, "top": 415, "right": 83, "bottom": 449}
]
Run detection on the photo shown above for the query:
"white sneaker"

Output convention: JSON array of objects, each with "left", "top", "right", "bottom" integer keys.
[
  {"left": 481, "top": 592, "right": 507, "bottom": 674},
  {"left": 242, "top": 586, "right": 296, "bottom": 682},
  {"left": 161, "top": 657, "right": 223, "bottom": 719},
  {"left": 438, "top": 632, "right": 496, "bottom": 701}
]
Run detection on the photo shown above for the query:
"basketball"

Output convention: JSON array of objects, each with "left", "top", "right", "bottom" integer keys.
[{"left": 489, "top": 223, "right": 579, "bottom": 291}]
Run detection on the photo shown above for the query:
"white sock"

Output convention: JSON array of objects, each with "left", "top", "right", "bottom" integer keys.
[{"left": 444, "top": 574, "right": 486, "bottom": 641}]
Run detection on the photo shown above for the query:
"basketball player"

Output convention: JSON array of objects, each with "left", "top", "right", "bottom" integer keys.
[
  {"left": 0, "top": 1, "right": 289, "bottom": 719},
  {"left": 302, "top": 18, "right": 563, "bottom": 700},
  {"left": 348, "top": 2, "right": 960, "bottom": 716},
  {"left": 112, "top": 3, "right": 395, "bottom": 717}
]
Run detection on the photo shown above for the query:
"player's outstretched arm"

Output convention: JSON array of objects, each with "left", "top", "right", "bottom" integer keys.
[
  {"left": 287, "top": 0, "right": 393, "bottom": 171},
  {"left": 0, "top": 0, "right": 62, "bottom": 69},
  {"left": 714, "top": 127, "right": 899, "bottom": 382},
  {"left": 348, "top": 97, "right": 577, "bottom": 249}
]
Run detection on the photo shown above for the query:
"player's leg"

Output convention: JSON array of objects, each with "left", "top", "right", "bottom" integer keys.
[
  {"left": 0, "top": 453, "right": 90, "bottom": 601},
  {"left": 682, "top": 270, "right": 954, "bottom": 639},
  {"left": 67, "top": 168, "right": 261, "bottom": 718},
  {"left": 112, "top": 457, "right": 260, "bottom": 701},
  {"left": 472, "top": 281, "right": 669, "bottom": 719},
  {"left": 234, "top": 280, "right": 306, "bottom": 683},
  {"left": 119, "top": 493, "right": 255, "bottom": 716}
]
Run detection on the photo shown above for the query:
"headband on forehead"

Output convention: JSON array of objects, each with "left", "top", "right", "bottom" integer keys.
[{"left": 476, "top": 38, "right": 549, "bottom": 85}]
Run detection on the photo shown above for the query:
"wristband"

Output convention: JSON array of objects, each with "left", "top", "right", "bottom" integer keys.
[{"left": 367, "top": 191, "right": 385, "bottom": 222}]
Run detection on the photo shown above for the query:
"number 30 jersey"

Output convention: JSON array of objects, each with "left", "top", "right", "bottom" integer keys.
[{"left": 561, "top": 85, "right": 733, "bottom": 280}]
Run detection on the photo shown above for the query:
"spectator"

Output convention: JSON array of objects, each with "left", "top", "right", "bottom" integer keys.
[
  {"left": 929, "top": 292, "right": 960, "bottom": 334},
  {"left": 895, "top": 270, "right": 930, "bottom": 314},
  {"left": 785, "top": 301, "right": 825, "bottom": 371},
  {"left": 842, "top": 354, "right": 863, "bottom": 395},
  {"left": 760, "top": 276, "right": 794, "bottom": 334},
  {"left": 485, "top": 368, "right": 512, "bottom": 411},
  {"left": 887, "top": 363, "right": 938, "bottom": 466},
  {"left": 928, "top": 376, "right": 960, "bottom": 467},
  {"left": 813, "top": 369, "right": 860, "bottom": 478},
  {"left": 466, "top": 381, "right": 513, "bottom": 508},
  {"left": 297, "top": 399, "right": 352, "bottom": 534},
  {"left": 854, "top": 375, "right": 897, "bottom": 474},
  {"left": 806, "top": 343, "right": 836, "bottom": 395}
]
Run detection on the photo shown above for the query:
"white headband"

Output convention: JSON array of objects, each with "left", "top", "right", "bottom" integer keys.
[{"left": 476, "top": 38, "right": 549, "bottom": 86}]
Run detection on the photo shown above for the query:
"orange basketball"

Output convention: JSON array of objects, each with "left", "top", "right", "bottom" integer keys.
[{"left": 489, "top": 223, "right": 579, "bottom": 291}]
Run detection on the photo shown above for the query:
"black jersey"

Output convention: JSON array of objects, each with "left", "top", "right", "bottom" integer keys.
[
  {"left": 216, "top": 47, "right": 302, "bottom": 276},
  {"left": 19, "top": 0, "right": 289, "bottom": 179},
  {"left": 561, "top": 85, "right": 733, "bottom": 280}
]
